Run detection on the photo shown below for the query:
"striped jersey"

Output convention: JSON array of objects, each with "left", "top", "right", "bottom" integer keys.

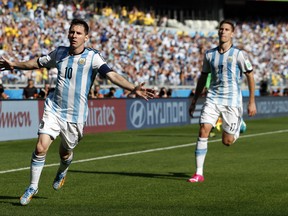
[
  {"left": 202, "top": 45, "right": 253, "bottom": 107},
  {"left": 38, "top": 46, "right": 112, "bottom": 123}
]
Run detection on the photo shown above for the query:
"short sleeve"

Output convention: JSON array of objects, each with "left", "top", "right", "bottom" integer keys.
[
  {"left": 38, "top": 50, "right": 57, "bottom": 68},
  {"left": 202, "top": 51, "right": 211, "bottom": 74},
  {"left": 92, "top": 52, "right": 113, "bottom": 76},
  {"left": 238, "top": 50, "right": 253, "bottom": 73}
]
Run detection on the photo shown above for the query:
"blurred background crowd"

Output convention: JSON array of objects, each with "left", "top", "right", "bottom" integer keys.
[{"left": 0, "top": 0, "right": 288, "bottom": 99}]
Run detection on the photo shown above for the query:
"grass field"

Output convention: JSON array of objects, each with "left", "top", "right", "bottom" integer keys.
[{"left": 1, "top": 117, "right": 288, "bottom": 216}]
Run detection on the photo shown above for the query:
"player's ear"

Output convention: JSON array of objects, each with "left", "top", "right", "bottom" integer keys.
[{"left": 85, "top": 34, "right": 89, "bottom": 42}]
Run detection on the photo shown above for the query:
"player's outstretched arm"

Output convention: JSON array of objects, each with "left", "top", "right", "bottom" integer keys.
[
  {"left": 0, "top": 56, "right": 40, "bottom": 71},
  {"left": 0, "top": 56, "right": 13, "bottom": 71},
  {"left": 106, "top": 71, "right": 155, "bottom": 101}
]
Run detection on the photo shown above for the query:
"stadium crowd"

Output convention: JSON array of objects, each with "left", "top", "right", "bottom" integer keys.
[{"left": 0, "top": 0, "right": 288, "bottom": 97}]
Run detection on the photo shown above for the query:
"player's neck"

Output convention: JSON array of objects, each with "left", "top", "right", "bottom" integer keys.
[
  {"left": 218, "top": 42, "right": 233, "bottom": 54},
  {"left": 69, "top": 47, "right": 85, "bottom": 56}
]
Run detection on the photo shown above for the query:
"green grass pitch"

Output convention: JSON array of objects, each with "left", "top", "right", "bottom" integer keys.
[{"left": 0, "top": 117, "right": 288, "bottom": 216}]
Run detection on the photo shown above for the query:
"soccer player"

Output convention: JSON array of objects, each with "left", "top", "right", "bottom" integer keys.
[
  {"left": 187, "top": 19, "right": 257, "bottom": 183},
  {"left": 0, "top": 18, "right": 155, "bottom": 205},
  {"left": 0, "top": 83, "right": 9, "bottom": 99}
]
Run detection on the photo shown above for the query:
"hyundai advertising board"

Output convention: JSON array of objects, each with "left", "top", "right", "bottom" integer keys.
[{"left": 126, "top": 98, "right": 190, "bottom": 130}]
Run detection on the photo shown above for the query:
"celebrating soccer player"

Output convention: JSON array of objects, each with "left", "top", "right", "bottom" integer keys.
[
  {"left": 0, "top": 18, "right": 155, "bottom": 205},
  {"left": 187, "top": 19, "right": 257, "bottom": 183}
]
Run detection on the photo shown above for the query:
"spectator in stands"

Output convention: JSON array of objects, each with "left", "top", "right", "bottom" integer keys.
[
  {"left": 259, "top": 79, "right": 269, "bottom": 96},
  {"left": 187, "top": 20, "right": 257, "bottom": 183},
  {"left": 1, "top": 1, "right": 288, "bottom": 93},
  {"left": 158, "top": 15, "right": 168, "bottom": 27},
  {"left": 158, "top": 87, "right": 168, "bottom": 98},
  {"left": 128, "top": 6, "right": 139, "bottom": 25},
  {"left": 104, "top": 86, "right": 116, "bottom": 98},
  {"left": 167, "top": 88, "right": 173, "bottom": 97},
  {"left": 23, "top": 79, "right": 38, "bottom": 99},
  {"left": 38, "top": 82, "right": 51, "bottom": 99},
  {"left": 0, "top": 83, "right": 9, "bottom": 99},
  {"left": 272, "top": 88, "right": 281, "bottom": 96},
  {"left": 283, "top": 88, "right": 288, "bottom": 96},
  {"left": 0, "top": 18, "right": 155, "bottom": 206},
  {"left": 120, "top": 6, "right": 128, "bottom": 22},
  {"left": 120, "top": 88, "right": 136, "bottom": 98},
  {"left": 89, "top": 84, "right": 104, "bottom": 99}
]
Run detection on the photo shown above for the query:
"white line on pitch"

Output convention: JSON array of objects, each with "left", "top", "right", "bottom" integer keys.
[{"left": 1, "top": 129, "right": 287, "bottom": 174}]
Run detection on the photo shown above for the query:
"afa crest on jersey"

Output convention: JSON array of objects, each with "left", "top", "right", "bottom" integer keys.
[{"left": 78, "top": 58, "right": 86, "bottom": 65}]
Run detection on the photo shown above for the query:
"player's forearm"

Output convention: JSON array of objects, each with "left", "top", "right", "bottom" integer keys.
[
  {"left": 106, "top": 71, "right": 135, "bottom": 91},
  {"left": 248, "top": 89, "right": 256, "bottom": 105},
  {"left": 11, "top": 58, "right": 40, "bottom": 70},
  {"left": 192, "top": 73, "right": 208, "bottom": 102},
  {"left": 247, "top": 72, "right": 256, "bottom": 104}
]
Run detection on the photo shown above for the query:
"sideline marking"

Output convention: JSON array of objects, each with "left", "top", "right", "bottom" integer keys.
[{"left": 1, "top": 129, "right": 287, "bottom": 174}]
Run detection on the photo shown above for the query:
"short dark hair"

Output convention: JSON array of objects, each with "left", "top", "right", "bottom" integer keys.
[
  {"left": 70, "top": 19, "right": 89, "bottom": 35},
  {"left": 219, "top": 19, "right": 235, "bottom": 32}
]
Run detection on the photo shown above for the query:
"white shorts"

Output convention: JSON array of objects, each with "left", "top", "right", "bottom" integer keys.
[
  {"left": 38, "top": 110, "right": 84, "bottom": 150},
  {"left": 200, "top": 102, "right": 243, "bottom": 136}
]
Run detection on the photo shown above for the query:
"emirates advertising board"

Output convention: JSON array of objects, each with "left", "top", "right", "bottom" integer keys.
[{"left": 84, "top": 99, "right": 127, "bottom": 133}]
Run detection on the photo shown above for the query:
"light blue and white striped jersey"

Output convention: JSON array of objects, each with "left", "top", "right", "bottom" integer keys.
[
  {"left": 38, "top": 46, "right": 112, "bottom": 123},
  {"left": 202, "top": 45, "right": 253, "bottom": 108}
]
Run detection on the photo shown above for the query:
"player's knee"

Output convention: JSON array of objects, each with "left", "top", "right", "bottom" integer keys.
[
  {"left": 60, "top": 151, "right": 72, "bottom": 160},
  {"left": 222, "top": 141, "right": 233, "bottom": 146},
  {"left": 36, "top": 134, "right": 53, "bottom": 155},
  {"left": 35, "top": 140, "right": 50, "bottom": 155},
  {"left": 35, "top": 143, "right": 48, "bottom": 155},
  {"left": 222, "top": 137, "right": 234, "bottom": 146}
]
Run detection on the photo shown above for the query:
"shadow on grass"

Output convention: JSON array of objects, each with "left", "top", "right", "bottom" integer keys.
[
  {"left": 69, "top": 170, "right": 190, "bottom": 180},
  {"left": 0, "top": 195, "right": 47, "bottom": 206}
]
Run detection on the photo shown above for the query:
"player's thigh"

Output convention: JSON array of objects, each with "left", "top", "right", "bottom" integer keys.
[
  {"left": 220, "top": 106, "right": 242, "bottom": 135},
  {"left": 38, "top": 111, "right": 61, "bottom": 139},
  {"left": 37, "top": 111, "right": 61, "bottom": 153},
  {"left": 200, "top": 102, "right": 220, "bottom": 127},
  {"left": 60, "top": 122, "right": 84, "bottom": 151}
]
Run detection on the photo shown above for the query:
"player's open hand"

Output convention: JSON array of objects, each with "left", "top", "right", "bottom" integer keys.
[
  {"left": 132, "top": 82, "right": 156, "bottom": 101},
  {"left": 247, "top": 102, "right": 257, "bottom": 117},
  {"left": 0, "top": 56, "right": 14, "bottom": 71}
]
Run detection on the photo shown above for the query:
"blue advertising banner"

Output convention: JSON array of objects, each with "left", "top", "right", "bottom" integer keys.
[
  {"left": 243, "top": 96, "right": 288, "bottom": 119},
  {"left": 126, "top": 98, "right": 190, "bottom": 130}
]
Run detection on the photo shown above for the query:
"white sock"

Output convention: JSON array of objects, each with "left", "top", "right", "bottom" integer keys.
[
  {"left": 30, "top": 152, "right": 46, "bottom": 189},
  {"left": 57, "top": 152, "right": 73, "bottom": 175},
  {"left": 195, "top": 137, "right": 208, "bottom": 176}
]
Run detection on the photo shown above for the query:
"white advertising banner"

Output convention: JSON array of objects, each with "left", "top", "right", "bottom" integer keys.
[{"left": 0, "top": 101, "right": 39, "bottom": 141}]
